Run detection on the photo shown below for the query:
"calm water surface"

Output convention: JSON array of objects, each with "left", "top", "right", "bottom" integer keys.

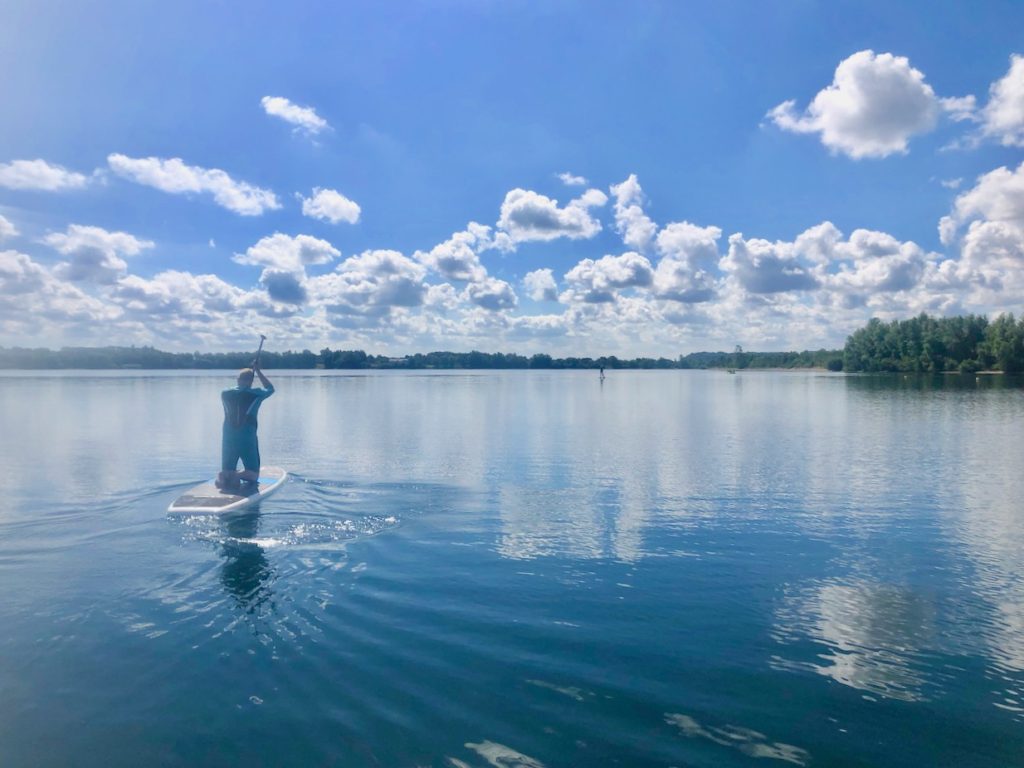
[{"left": 1, "top": 370, "right": 1022, "bottom": 767}]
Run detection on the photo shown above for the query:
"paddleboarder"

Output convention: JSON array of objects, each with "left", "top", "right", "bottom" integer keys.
[{"left": 216, "top": 362, "right": 274, "bottom": 491}]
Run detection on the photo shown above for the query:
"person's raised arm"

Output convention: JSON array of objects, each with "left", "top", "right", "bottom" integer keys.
[{"left": 254, "top": 364, "right": 274, "bottom": 394}]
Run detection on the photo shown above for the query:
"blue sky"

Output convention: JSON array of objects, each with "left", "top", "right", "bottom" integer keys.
[{"left": 1, "top": 1, "right": 1023, "bottom": 354}]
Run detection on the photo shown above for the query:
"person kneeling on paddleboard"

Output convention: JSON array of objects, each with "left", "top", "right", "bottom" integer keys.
[{"left": 216, "top": 364, "right": 274, "bottom": 491}]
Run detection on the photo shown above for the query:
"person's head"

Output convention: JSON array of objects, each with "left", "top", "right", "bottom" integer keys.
[{"left": 237, "top": 368, "right": 255, "bottom": 388}]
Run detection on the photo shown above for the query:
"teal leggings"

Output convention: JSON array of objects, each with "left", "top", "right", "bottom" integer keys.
[{"left": 222, "top": 424, "right": 260, "bottom": 472}]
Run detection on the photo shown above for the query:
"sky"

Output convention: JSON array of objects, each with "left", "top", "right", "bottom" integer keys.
[{"left": 1, "top": 0, "right": 1023, "bottom": 356}]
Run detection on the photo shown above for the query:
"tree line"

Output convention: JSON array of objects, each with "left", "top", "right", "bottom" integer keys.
[
  {"left": 7, "top": 313, "right": 1019, "bottom": 372},
  {"left": 0, "top": 345, "right": 842, "bottom": 370},
  {"left": 842, "top": 313, "right": 1024, "bottom": 373}
]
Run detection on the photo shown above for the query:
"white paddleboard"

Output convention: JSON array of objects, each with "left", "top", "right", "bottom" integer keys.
[{"left": 168, "top": 466, "right": 287, "bottom": 514}]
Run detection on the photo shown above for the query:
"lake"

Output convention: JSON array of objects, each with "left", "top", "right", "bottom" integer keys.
[{"left": 1, "top": 369, "right": 1022, "bottom": 767}]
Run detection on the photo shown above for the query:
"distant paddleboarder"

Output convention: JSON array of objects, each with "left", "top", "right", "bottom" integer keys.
[{"left": 216, "top": 362, "right": 274, "bottom": 491}]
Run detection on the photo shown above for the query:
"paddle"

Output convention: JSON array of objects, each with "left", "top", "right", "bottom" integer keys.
[{"left": 252, "top": 334, "right": 267, "bottom": 368}]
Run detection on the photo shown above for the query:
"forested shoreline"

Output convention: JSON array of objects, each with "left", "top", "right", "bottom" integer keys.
[
  {"left": 0, "top": 345, "right": 841, "bottom": 371},
  {"left": 842, "top": 313, "right": 1024, "bottom": 373},
  {"left": 4, "top": 312, "right": 1021, "bottom": 372}
]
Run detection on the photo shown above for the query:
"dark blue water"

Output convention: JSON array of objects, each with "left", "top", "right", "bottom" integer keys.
[{"left": 1, "top": 370, "right": 1022, "bottom": 767}]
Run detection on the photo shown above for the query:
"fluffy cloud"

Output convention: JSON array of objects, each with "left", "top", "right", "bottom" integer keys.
[
  {"left": 112, "top": 271, "right": 250, "bottom": 319},
  {"left": 825, "top": 230, "right": 929, "bottom": 307},
  {"left": 0, "top": 159, "right": 90, "bottom": 191},
  {"left": 557, "top": 172, "right": 587, "bottom": 186},
  {"left": 44, "top": 224, "right": 154, "bottom": 284},
  {"left": 934, "top": 162, "right": 1024, "bottom": 306},
  {"left": 498, "top": 188, "right": 607, "bottom": 243},
  {"left": 944, "top": 161, "right": 1024, "bottom": 232},
  {"left": 260, "top": 96, "right": 329, "bottom": 135},
  {"left": 656, "top": 221, "right": 723, "bottom": 264},
  {"left": 0, "top": 250, "right": 118, "bottom": 332},
  {"left": 466, "top": 276, "right": 518, "bottom": 311},
  {"left": 259, "top": 270, "right": 308, "bottom": 304},
  {"left": 0, "top": 214, "right": 16, "bottom": 241},
  {"left": 0, "top": 250, "right": 48, "bottom": 295},
  {"left": 980, "top": 54, "right": 1024, "bottom": 147},
  {"left": 563, "top": 252, "right": 654, "bottom": 303},
  {"left": 954, "top": 220, "right": 1024, "bottom": 299},
  {"left": 300, "top": 187, "right": 361, "bottom": 224},
  {"left": 341, "top": 249, "right": 427, "bottom": 307},
  {"left": 107, "top": 154, "right": 280, "bottom": 215},
  {"left": 768, "top": 50, "right": 942, "bottom": 158},
  {"left": 424, "top": 282, "right": 459, "bottom": 311},
  {"left": 653, "top": 221, "right": 723, "bottom": 303},
  {"left": 233, "top": 233, "right": 341, "bottom": 305},
  {"left": 652, "top": 258, "right": 717, "bottom": 303},
  {"left": 651, "top": 260, "right": 716, "bottom": 305},
  {"left": 416, "top": 223, "right": 494, "bottom": 282},
  {"left": 508, "top": 312, "right": 571, "bottom": 339},
  {"left": 234, "top": 233, "right": 340, "bottom": 272},
  {"left": 610, "top": 174, "right": 657, "bottom": 251},
  {"left": 523, "top": 268, "right": 559, "bottom": 302},
  {"left": 720, "top": 234, "right": 819, "bottom": 294},
  {"left": 310, "top": 249, "right": 428, "bottom": 322},
  {"left": 712, "top": 222, "right": 939, "bottom": 315}
]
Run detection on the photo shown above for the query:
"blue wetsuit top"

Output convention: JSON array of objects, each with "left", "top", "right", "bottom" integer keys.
[{"left": 221, "top": 385, "right": 274, "bottom": 429}]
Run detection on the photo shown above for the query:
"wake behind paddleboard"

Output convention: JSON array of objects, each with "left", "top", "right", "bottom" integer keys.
[{"left": 168, "top": 467, "right": 287, "bottom": 514}]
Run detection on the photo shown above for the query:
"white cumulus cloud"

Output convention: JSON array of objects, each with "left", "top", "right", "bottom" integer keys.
[
  {"left": 563, "top": 252, "right": 654, "bottom": 303},
  {"left": 260, "top": 96, "right": 329, "bottom": 135},
  {"left": 259, "top": 269, "right": 308, "bottom": 305},
  {"left": 113, "top": 271, "right": 250, "bottom": 319},
  {"left": 416, "top": 223, "right": 495, "bottom": 283},
  {"left": 44, "top": 224, "right": 154, "bottom": 284},
  {"left": 466, "top": 276, "right": 518, "bottom": 311},
  {"left": 310, "top": 249, "right": 429, "bottom": 323},
  {"left": 980, "top": 54, "right": 1024, "bottom": 147},
  {"left": 300, "top": 187, "right": 361, "bottom": 224},
  {"left": 557, "top": 172, "right": 587, "bottom": 186},
  {"left": 498, "top": 188, "right": 607, "bottom": 243},
  {"left": 523, "top": 268, "right": 559, "bottom": 302},
  {"left": 0, "top": 159, "right": 90, "bottom": 191},
  {"left": 0, "top": 250, "right": 48, "bottom": 295},
  {"left": 610, "top": 174, "right": 657, "bottom": 252},
  {"left": 767, "top": 50, "right": 942, "bottom": 158},
  {"left": 234, "top": 233, "right": 340, "bottom": 272},
  {"left": 424, "top": 282, "right": 459, "bottom": 311},
  {"left": 934, "top": 162, "right": 1024, "bottom": 308},
  {"left": 652, "top": 221, "right": 723, "bottom": 303},
  {"left": 0, "top": 250, "right": 118, "bottom": 332},
  {"left": 720, "top": 234, "right": 819, "bottom": 294},
  {"left": 508, "top": 313, "right": 571, "bottom": 339},
  {"left": 656, "top": 221, "right": 723, "bottom": 265},
  {"left": 234, "top": 233, "right": 340, "bottom": 305},
  {"left": 824, "top": 229, "right": 930, "bottom": 307},
  {"left": 0, "top": 214, "right": 17, "bottom": 241},
  {"left": 942, "top": 161, "right": 1024, "bottom": 239},
  {"left": 107, "top": 154, "right": 280, "bottom": 216}
]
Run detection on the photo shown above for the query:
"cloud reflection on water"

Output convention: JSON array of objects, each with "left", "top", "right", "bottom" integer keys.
[
  {"left": 665, "top": 712, "right": 810, "bottom": 765},
  {"left": 771, "top": 579, "right": 936, "bottom": 702},
  {"left": 943, "top": 403, "right": 1024, "bottom": 715},
  {"left": 461, "top": 741, "right": 546, "bottom": 768}
]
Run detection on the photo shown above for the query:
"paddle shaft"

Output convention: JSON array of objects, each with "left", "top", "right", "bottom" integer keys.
[{"left": 253, "top": 335, "right": 266, "bottom": 368}]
